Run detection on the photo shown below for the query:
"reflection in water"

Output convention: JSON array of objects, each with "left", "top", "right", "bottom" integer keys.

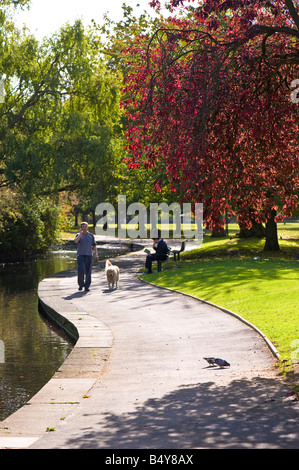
[{"left": 0, "top": 245, "right": 126, "bottom": 421}]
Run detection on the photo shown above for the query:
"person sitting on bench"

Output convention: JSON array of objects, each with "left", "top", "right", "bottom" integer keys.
[{"left": 145, "top": 236, "right": 169, "bottom": 274}]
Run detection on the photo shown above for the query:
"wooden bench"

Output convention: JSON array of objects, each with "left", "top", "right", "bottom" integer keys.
[
  {"left": 169, "top": 241, "right": 186, "bottom": 261},
  {"left": 157, "top": 241, "right": 186, "bottom": 271},
  {"left": 157, "top": 250, "right": 170, "bottom": 272}
]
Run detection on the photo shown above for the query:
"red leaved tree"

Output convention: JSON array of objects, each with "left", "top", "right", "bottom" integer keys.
[{"left": 123, "top": 0, "right": 299, "bottom": 250}]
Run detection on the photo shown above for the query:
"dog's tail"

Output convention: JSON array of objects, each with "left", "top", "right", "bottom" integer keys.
[{"left": 105, "top": 260, "right": 112, "bottom": 270}]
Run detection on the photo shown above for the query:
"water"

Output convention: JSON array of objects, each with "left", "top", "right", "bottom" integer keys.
[{"left": 0, "top": 244, "right": 127, "bottom": 421}]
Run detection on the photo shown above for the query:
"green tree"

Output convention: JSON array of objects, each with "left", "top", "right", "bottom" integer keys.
[
  {"left": 96, "top": 4, "right": 181, "bottom": 208},
  {"left": 0, "top": 7, "right": 124, "bottom": 254},
  {"left": 1, "top": 20, "right": 122, "bottom": 195}
]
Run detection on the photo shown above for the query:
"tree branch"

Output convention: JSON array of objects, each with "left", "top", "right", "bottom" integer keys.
[
  {"left": 6, "top": 53, "right": 61, "bottom": 132},
  {"left": 285, "top": 0, "right": 299, "bottom": 31},
  {"left": 39, "top": 184, "right": 80, "bottom": 196},
  {"left": 250, "top": 23, "right": 299, "bottom": 39}
]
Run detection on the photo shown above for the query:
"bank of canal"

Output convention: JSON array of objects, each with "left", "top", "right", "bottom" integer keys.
[{"left": 0, "top": 243, "right": 128, "bottom": 421}]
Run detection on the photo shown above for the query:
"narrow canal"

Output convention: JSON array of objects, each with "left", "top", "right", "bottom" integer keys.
[{"left": 0, "top": 243, "right": 127, "bottom": 421}]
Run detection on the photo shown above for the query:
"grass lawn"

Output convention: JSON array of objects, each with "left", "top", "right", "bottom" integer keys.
[{"left": 140, "top": 223, "right": 299, "bottom": 368}]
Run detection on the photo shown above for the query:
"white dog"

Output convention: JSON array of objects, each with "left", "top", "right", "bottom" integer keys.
[{"left": 105, "top": 260, "right": 119, "bottom": 289}]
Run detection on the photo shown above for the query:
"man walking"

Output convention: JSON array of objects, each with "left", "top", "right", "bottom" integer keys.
[{"left": 74, "top": 222, "right": 98, "bottom": 291}]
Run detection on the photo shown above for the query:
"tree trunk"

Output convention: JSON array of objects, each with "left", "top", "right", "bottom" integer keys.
[
  {"left": 74, "top": 210, "right": 79, "bottom": 227},
  {"left": 264, "top": 209, "right": 280, "bottom": 251},
  {"left": 211, "top": 214, "right": 226, "bottom": 237},
  {"left": 238, "top": 220, "right": 266, "bottom": 238},
  {"left": 211, "top": 228, "right": 226, "bottom": 237},
  {"left": 92, "top": 210, "right": 96, "bottom": 228}
]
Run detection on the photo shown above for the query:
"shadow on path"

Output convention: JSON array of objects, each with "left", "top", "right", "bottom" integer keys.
[{"left": 63, "top": 376, "right": 298, "bottom": 449}]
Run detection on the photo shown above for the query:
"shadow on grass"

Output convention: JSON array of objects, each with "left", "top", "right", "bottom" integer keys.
[{"left": 144, "top": 257, "right": 298, "bottom": 298}]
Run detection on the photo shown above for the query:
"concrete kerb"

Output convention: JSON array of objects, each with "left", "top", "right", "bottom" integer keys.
[
  {"left": 0, "top": 242, "right": 150, "bottom": 449},
  {"left": 0, "top": 272, "right": 114, "bottom": 450},
  {"left": 138, "top": 277, "right": 281, "bottom": 360}
]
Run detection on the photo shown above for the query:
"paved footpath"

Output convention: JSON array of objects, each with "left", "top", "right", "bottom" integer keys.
[{"left": 0, "top": 243, "right": 298, "bottom": 449}]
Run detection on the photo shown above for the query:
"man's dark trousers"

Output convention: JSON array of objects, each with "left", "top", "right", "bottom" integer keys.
[{"left": 77, "top": 254, "right": 93, "bottom": 290}]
